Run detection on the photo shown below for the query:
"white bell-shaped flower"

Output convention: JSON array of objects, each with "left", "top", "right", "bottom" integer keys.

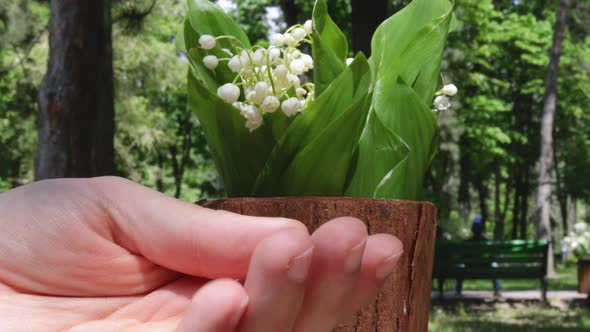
[
  {"left": 274, "top": 64, "right": 289, "bottom": 78},
  {"left": 304, "top": 20, "right": 313, "bottom": 34},
  {"left": 345, "top": 58, "right": 354, "bottom": 66},
  {"left": 199, "top": 35, "right": 216, "bottom": 50},
  {"left": 442, "top": 84, "right": 458, "bottom": 96},
  {"left": 284, "top": 33, "right": 297, "bottom": 47},
  {"left": 293, "top": 28, "right": 307, "bottom": 41},
  {"left": 434, "top": 95, "right": 451, "bottom": 111},
  {"left": 203, "top": 55, "right": 219, "bottom": 70},
  {"left": 261, "top": 96, "right": 280, "bottom": 113},
  {"left": 296, "top": 87, "right": 307, "bottom": 98},
  {"left": 252, "top": 49, "right": 267, "bottom": 66},
  {"left": 290, "top": 59, "right": 306, "bottom": 75},
  {"left": 287, "top": 73, "right": 300, "bottom": 87},
  {"left": 228, "top": 56, "right": 243, "bottom": 73},
  {"left": 239, "top": 50, "right": 251, "bottom": 67},
  {"left": 217, "top": 83, "right": 241, "bottom": 104},
  {"left": 269, "top": 48, "right": 281, "bottom": 62},
  {"left": 271, "top": 33, "right": 285, "bottom": 47},
  {"left": 244, "top": 106, "right": 263, "bottom": 131},
  {"left": 281, "top": 97, "right": 303, "bottom": 117},
  {"left": 301, "top": 54, "right": 313, "bottom": 69}
]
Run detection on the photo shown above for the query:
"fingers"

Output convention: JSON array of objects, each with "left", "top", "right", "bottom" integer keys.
[
  {"left": 238, "top": 228, "right": 314, "bottom": 332},
  {"left": 337, "top": 234, "right": 403, "bottom": 322},
  {"left": 90, "top": 177, "right": 307, "bottom": 279},
  {"left": 293, "top": 217, "right": 368, "bottom": 332},
  {"left": 175, "top": 279, "right": 249, "bottom": 332}
]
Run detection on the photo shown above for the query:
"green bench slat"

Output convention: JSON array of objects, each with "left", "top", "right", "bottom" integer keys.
[
  {"left": 436, "top": 245, "right": 546, "bottom": 256},
  {"left": 437, "top": 255, "right": 544, "bottom": 265},
  {"left": 434, "top": 266, "right": 544, "bottom": 279}
]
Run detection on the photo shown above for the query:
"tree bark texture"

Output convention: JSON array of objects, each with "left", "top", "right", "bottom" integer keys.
[
  {"left": 535, "top": 0, "right": 569, "bottom": 275},
  {"left": 35, "top": 0, "right": 114, "bottom": 180},
  {"left": 203, "top": 197, "right": 437, "bottom": 332},
  {"left": 351, "top": 0, "right": 388, "bottom": 56}
]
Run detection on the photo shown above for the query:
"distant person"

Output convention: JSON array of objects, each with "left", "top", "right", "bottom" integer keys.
[{"left": 455, "top": 215, "right": 502, "bottom": 296}]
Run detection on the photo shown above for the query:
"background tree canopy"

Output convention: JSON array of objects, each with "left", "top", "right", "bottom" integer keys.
[{"left": 0, "top": 0, "right": 589, "bottom": 247}]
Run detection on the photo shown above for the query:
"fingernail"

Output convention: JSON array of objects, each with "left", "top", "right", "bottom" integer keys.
[
  {"left": 229, "top": 296, "right": 249, "bottom": 329},
  {"left": 287, "top": 247, "right": 314, "bottom": 283},
  {"left": 375, "top": 251, "right": 403, "bottom": 281},
  {"left": 345, "top": 237, "right": 367, "bottom": 272}
]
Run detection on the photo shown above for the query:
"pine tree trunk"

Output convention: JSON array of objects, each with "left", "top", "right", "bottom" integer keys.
[
  {"left": 351, "top": 0, "right": 387, "bottom": 55},
  {"left": 535, "top": 0, "right": 569, "bottom": 276},
  {"left": 35, "top": 0, "right": 114, "bottom": 179}
]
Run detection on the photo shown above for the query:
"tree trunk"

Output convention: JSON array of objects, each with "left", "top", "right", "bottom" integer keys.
[
  {"left": 567, "top": 197, "right": 577, "bottom": 233},
  {"left": 493, "top": 165, "right": 506, "bottom": 240},
  {"left": 535, "top": 0, "right": 569, "bottom": 276},
  {"left": 351, "top": 0, "right": 388, "bottom": 55},
  {"left": 458, "top": 135, "right": 471, "bottom": 222},
  {"left": 511, "top": 167, "right": 521, "bottom": 239},
  {"left": 35, "top": 0, "right": 114, "bottom": 180},
  {"left": 520, "top": 167, "right": 530, "bottom": 240},
  {"left": 475, "top": 176, "right": 489, "bottom": 223},
  {"left": 279, "top": 0, "right": 299, "bottom": 28}
]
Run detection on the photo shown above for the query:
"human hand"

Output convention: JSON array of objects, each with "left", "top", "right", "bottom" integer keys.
[{"left": 0, "top": 177, "right": 403, "bottom": 331}]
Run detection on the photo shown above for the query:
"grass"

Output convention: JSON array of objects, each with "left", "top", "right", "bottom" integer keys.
[
  {"left": 432, "top": 264, "right": 578, "bottom": 292},
  {"left": 429, "top": 263, "right": 590, "bottom": 331},
  {"left": 429, "top": 301, "right": 590, "bottom": 332}
]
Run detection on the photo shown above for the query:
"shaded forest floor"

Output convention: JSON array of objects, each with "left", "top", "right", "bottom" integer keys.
[
  {"left": 429, "top": 264, "right": 590, "bottom": 331},
  {"left": 429, "top": 299, "right": 590, "bottom": 331}
]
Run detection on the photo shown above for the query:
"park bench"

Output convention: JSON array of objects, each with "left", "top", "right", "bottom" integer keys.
[{"left": 432, "top": 240, "right": 550, "bottom": 301}]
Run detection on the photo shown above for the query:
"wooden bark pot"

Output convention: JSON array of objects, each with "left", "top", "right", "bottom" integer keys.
[
  {"left": 578, "top": 258, "right": 590, "bottom": 294},
  {"left": 202, "top": 197, "right": 437, "bottom": 332}
]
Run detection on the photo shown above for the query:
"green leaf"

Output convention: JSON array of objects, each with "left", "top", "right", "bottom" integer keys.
[
  {"left": 344, "top": 111, "right": 409, "bottom": 197},
  {"left": 346, "top": 0, "right": 453, "bottom": 199},
  {"left": 311, "top": 0, "right": 348, "bottom": 97},
  {"left": 187, "top": 71, "right": 274, "bottom": 197},
  {"left": 252, "top": 54, "right": 371, "bottom": 196},
  {"left": 370, "top": 0, "right": 453, "bottom": 105},
  {"left": 371, "top": 80, "right": 438, "bottom": 199},
  {"left": 186, "top": 0, "right": 250, "bottom": 51}
]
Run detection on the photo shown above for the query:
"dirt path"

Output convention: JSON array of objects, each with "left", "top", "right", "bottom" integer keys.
[{"left": 433, "top": 290, "right": 588, "bottom": 301}]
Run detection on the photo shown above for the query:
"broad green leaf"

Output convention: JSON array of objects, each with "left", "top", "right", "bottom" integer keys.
[
  {"left": 372, "top": 80, "right": 438, "bottom": 199},
  {"left": 347, "top": 0, "right": 452, "bottom": 199},
  {"left": 187, "top": 71, "right": 274, "bottom": 197},
  {"left": 187, "top": 0, "right": 250, "bottom": 51},
  {"left": 311, "top": 0, "right": 348, "bottom": 97},
  {"left": 345, "top": 111, "right": 409, "bottom": 197},
  {"left": 370, "top": 0, "right": 453, "bottom": 105},
  {"left": 278, "top": 93, "right": 371, "bottom": 196},
  {"left": 252, "top": 54, "right": 371, "bottom": 196}
]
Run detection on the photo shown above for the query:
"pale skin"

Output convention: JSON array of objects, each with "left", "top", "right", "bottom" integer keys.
[{"left": 0, "top": 177, "right": 403, "bottom": 332}]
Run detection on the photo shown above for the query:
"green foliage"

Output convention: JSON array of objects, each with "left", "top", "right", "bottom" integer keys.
[
  {"left": 0, "top": 0, "right": 48, "bottom": 190},
  {"left": 180, "top": 0, "right": 452, "bottom": 199},
  {"left": 113, "top": 0, "right": 219, "bottom": 200}
]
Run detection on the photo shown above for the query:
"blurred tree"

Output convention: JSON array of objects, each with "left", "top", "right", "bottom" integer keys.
[
  {"left": 535, "top": 0, "right": 569, "bottom": 275},
  {"left": 0, "top": 1, "right": 48, "bottom": 189},
  {"left": 36, "top": 0, "right": 115, "bottom": 179}
]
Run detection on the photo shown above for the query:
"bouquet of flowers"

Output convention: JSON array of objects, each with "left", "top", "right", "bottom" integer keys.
[
  {"left": 563, "top": 222, "right": 590, "bottom": 259},
  {"left": 176, "top": 0, "right": 456, "bottom": 199}
]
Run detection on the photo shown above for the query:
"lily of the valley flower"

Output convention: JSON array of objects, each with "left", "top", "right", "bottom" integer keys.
[
  {"left": 281, "top": 97, "right": 303, "bottom": 116},
  {"left": 304, "top": 20, "right": 313, "bottom": 34},
  {"left": 442, "top": 84, "right": 458, "bottom": 96},
  {"left": 203, "top": 19, "right": 316, "bottom": 131},
  {"left": 217, "top": 83, "right": 240, "bottom": 104},
  {"left": 199, "top": 35, "right": 216, "bottom": 50},
  {"left": 434, "top": 95, "right": 451, "bottom": 111},
  {"left": 203, "top": 55, "right": 219, "bottom": 70}
]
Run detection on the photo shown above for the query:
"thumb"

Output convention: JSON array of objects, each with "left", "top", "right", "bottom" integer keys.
[{"left": 91, "top": 177, "right": 306, "bottom": 279}]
